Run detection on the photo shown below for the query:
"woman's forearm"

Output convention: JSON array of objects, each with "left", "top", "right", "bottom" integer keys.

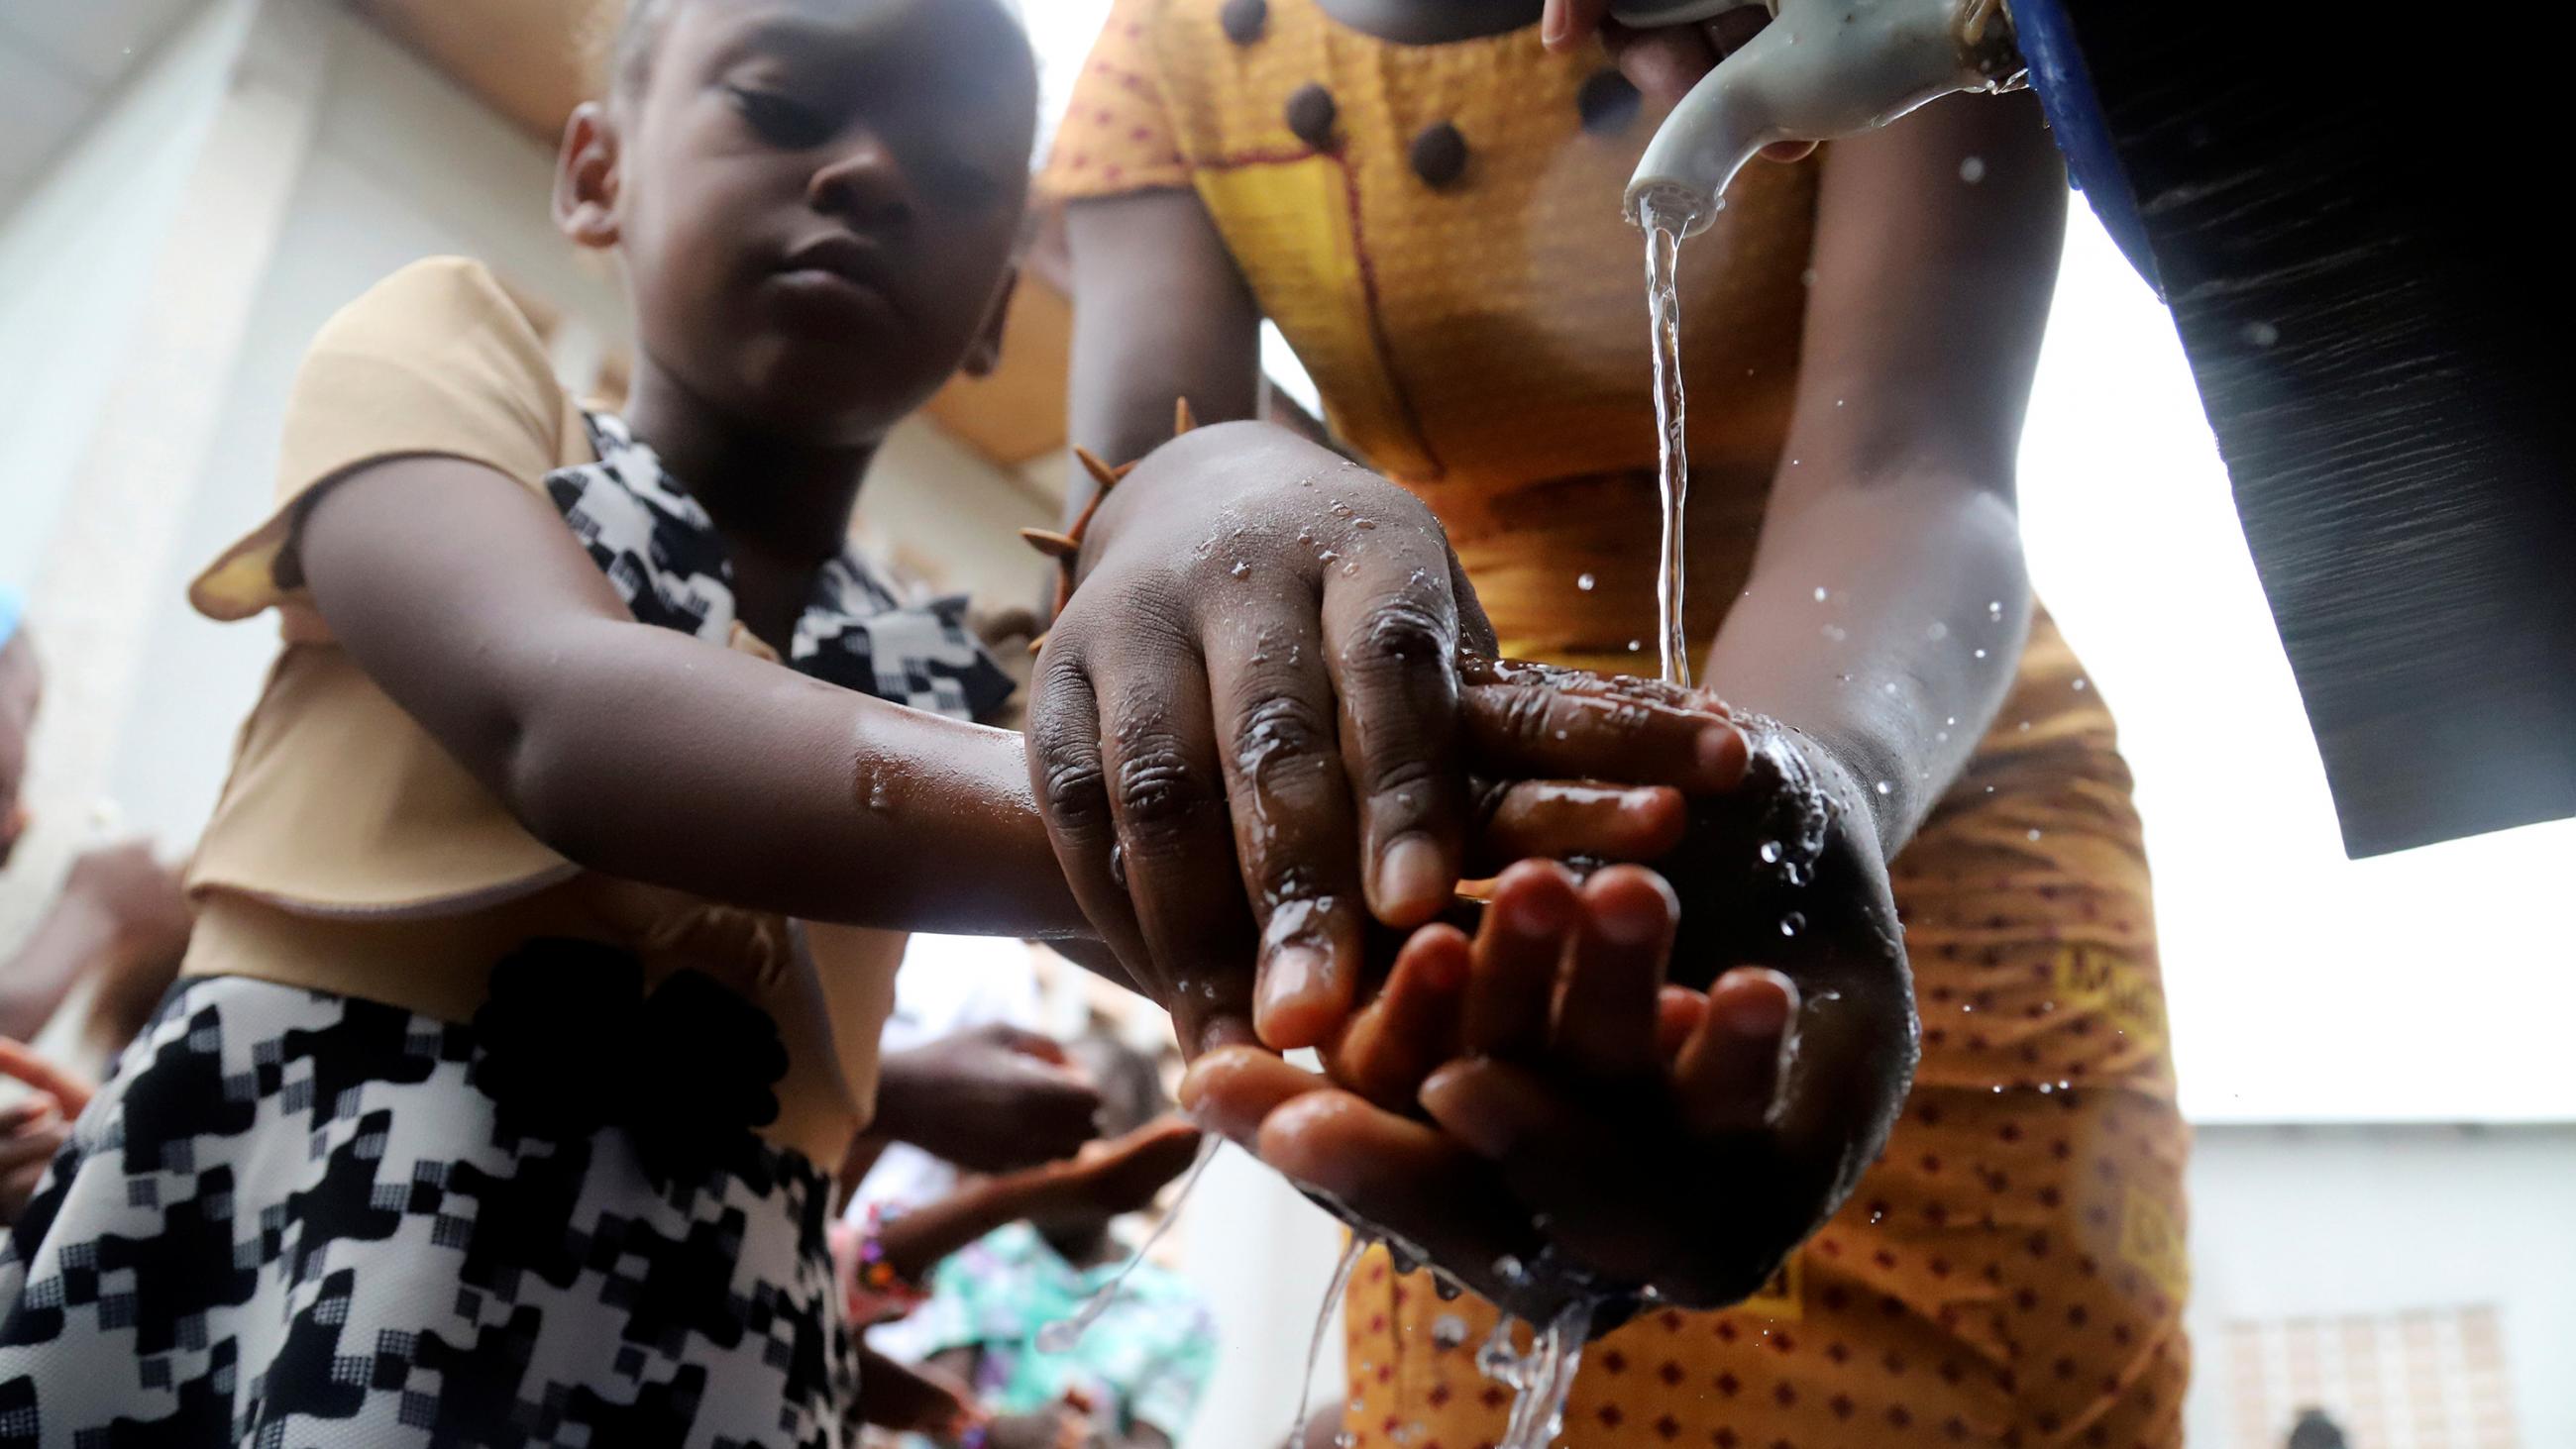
[{"left": 1703, "top": 474, "right": 2028, "bottom": 858}]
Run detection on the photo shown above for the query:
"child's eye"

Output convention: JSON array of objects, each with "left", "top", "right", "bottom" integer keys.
[{"left": 727, "top": 85, "right": 834, "bottom": 150}]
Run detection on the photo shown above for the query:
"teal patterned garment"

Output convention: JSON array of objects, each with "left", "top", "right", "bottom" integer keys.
[{"left": 886, "top": 1222, "right": 1218, "bottom": 1439}]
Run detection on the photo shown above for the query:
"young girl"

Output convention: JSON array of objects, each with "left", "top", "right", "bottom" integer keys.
[
  {"left": 0, "top": 1, "right": 1066, "bottom": 1438},
  {"left": 0, "top": 2, "right": 1717, "bottom": 1437}
]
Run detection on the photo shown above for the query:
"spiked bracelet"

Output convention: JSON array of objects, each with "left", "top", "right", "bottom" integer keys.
[{"left": 1021, "top": 398, "right": 1200, "bottom": 653}]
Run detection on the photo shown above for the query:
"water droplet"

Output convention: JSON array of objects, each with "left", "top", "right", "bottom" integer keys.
[
  {"left": 1882, "top": 680, "right": 1900, "bottom": 695},
  {"left": 1945, "top": 716, "right": 1958, "bottom": 727},
  {"left": 1554, "top": 729, "right": 1568, "bottom": 741},
  {"left": 1800, "top": 267, "right": 1818, "bottom": 287},
  {"left": 1959, "top": 155, "right": 1987, "bottom": 184},
  {"left": 1935, "top": 731, "right": 1950, "bottom": 744},
  {"left": 1627, "top": 639, "right": 1643, "bottom": 653},
  {"left": 1822, "top": 624, "right": 1848, "bottom": 642},
  {"left": 1835, "top": 397, "right": 1846, "bottom": 407},
  {"left": 1814, "top": 586, "right": 1830, "bottom": 602},
  {"left": 1231, "top": 560, "right": 1250, "bottom": 578},
  {"left": 1434, "top": 1314, "right": 1469, "bottom": 1348},
  {"left": 1876, "top": 780, "right": 1893, "bottom": 795},
  {"left": 1974, "top": 649, "right": 1988, "bottom": 660},
  {"left": 2072, "top": 677, "right": 2089, "bottom": 692},
  {"left": 1779, "top": 911, "right": 1806, "bottom": 937},
  {"left": 2036, "top": 1082, "right": 2054, "bottom": 1094},
  {"left": 1493, "top": 1255, "right": 1528, "bottom": 1286},
  {"left": 1986, "top": 600, "right": 2003, "bottom": 620},
  {"left": 2242, "top": 321, "right": 2281, "bottom": 348},
  {"left": 1759, "top": 840, "right": 1783, "bottom": 864},
  {"left": 1576, "top": 572, "right": 1597, "bottom": 591},
  {"left": 1871, "top": 1206, "right": 1886, "bottom": 1223},
  {"left": 1927, "top": 621, "right": 1950, "bottom": 641},
  {"left": 2026, "top": 828, "right": 2043, "bottom": 842},
  {"left": 1109, "top": 843, "right": 1127, "bottom": 887}
]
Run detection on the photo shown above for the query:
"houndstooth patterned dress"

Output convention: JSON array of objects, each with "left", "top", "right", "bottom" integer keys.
[{"left": 0, "top": 415, "right": 1014, "bottom": 1447}]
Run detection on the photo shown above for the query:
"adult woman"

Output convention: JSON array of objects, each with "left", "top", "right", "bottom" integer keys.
[{"left": 1032, "top": 1, "right": 2188, "bottom": 1443}]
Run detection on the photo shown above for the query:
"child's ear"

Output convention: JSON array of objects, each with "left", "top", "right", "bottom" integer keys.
[
  {"left": 555, "top": 102, "right": 623, "bottom": 251},
  {"left": 961, "top": 267, "right": 1021, "bottom": 379}
]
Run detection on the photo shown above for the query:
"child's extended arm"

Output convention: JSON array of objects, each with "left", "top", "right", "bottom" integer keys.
[
  {"left": 872, "top": 1118, "right": 1201, "bottom": 1286},
  {"left": 295, "top": 455, "right": 1090, "bottom": 941}
]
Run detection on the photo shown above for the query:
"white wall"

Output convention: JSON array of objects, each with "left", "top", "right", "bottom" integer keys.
[
  {"left": 2182, "top": 1124, "right": 2576, "bottom": 1448},
  {"left": 2016, "top": 209, "right": 2576, "bottom": 1126},
  {"left": 0, "top": 0, "right": 250, "bottom": 591},
  {"left": 105, "top": 3, "right": 629, "bottom": 846}
]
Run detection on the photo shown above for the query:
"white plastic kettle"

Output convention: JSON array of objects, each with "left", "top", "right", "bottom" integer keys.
[{"left": 1613, "top": 0, "right": 2021, "bottom": 233}]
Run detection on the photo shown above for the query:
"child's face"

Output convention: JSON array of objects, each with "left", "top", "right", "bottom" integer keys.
[{"left": 580, "top": 0, "right": 1037, "bottom": 442}]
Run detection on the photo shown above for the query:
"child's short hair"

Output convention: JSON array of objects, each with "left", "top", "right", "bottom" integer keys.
[{"left": 593, "top": 0, "right": 1030, "bottom": 98}]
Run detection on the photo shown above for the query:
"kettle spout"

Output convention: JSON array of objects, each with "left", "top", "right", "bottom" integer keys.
[{"left": 1623, "top": 0, "right": 2020, "bottom": 233}]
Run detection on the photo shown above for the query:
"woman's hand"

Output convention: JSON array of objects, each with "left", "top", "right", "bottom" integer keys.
[
  {"left": 1028, "top": 424, "right": 1749, "bottom": 1054},
  {"left": 1540, "top": 0, "right": 1817, "bottom": 159}
]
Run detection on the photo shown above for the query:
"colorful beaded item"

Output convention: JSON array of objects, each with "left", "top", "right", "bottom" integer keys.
[
  {"left": 1021, "top": 397, "right": 1200, "bottom": 653},
  {"left": 856, "top": 1202, "right": 932, "bottom": 1312}
]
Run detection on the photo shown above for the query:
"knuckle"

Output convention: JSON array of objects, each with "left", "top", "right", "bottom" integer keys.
[
  {"left": 1345, "top": 598, "right": 1456, "bottom": 678},
  {"left": 1231, "top": 692, "right": 1337, "bottom": 793},
  {"left": 1110, "top": 743, "right": 1216, "bottom": 845},
  {"left": 1360, "top": 753, "right": 1448, "bottom": 812},
  {"left": 1037, "top": 757, "right": 1113, "bottom": 840},
  {"left": 1251, "top": 855, "right": 1336, "bottom": 913}
]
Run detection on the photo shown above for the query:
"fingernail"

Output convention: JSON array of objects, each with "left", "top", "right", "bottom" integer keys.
[
  {"left": 1500, "top": 880, "right": 1573, "bottom": 939},
  {"left": 1541, "top": 2, "right": 1570, "bottom": 47},
  {"left": 1260, "top": 943, "right": 1331, "bottom": 1020},
  {"left": 1719, "top": 968, "right": 1797, "bottom": 1038},
  {"left": 1374, "top": 834, "right": 1449, "bottom": 925},
  {"left": 1595, "top": 892, "right": 1667, "bottom": 947}
]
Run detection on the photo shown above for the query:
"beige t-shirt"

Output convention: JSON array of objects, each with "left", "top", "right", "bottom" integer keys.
[{"left": 183, "top": 257, "right": 901, "bottom": 1164}]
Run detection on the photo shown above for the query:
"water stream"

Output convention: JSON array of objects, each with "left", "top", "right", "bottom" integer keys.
[{"left": 1035, "top": 1137, "right": 1222, "bottom": 1352}]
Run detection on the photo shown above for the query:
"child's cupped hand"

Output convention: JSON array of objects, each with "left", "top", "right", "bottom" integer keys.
[
  {"left": 1183, "top": 862, "right": 1817, "bottom": 1319},
  {"left": 1179, "top": 688, "right": 1921, "bottom": 1323}
]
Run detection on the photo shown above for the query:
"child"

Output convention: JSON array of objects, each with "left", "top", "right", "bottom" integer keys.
[
  {"left": 874, "top": 1034, "right": 1216, "bottom": 1449},
  {"left": 0, "top": 1, "right": 1076, "bottom": 1439},
  {"left": 0, "top": 1, "right": 1710, "bottom": 1437}
]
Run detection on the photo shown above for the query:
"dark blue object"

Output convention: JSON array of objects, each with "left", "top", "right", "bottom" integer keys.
[{"left": 2011, "top": 0, "right": 2161, "bottom": 297}]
